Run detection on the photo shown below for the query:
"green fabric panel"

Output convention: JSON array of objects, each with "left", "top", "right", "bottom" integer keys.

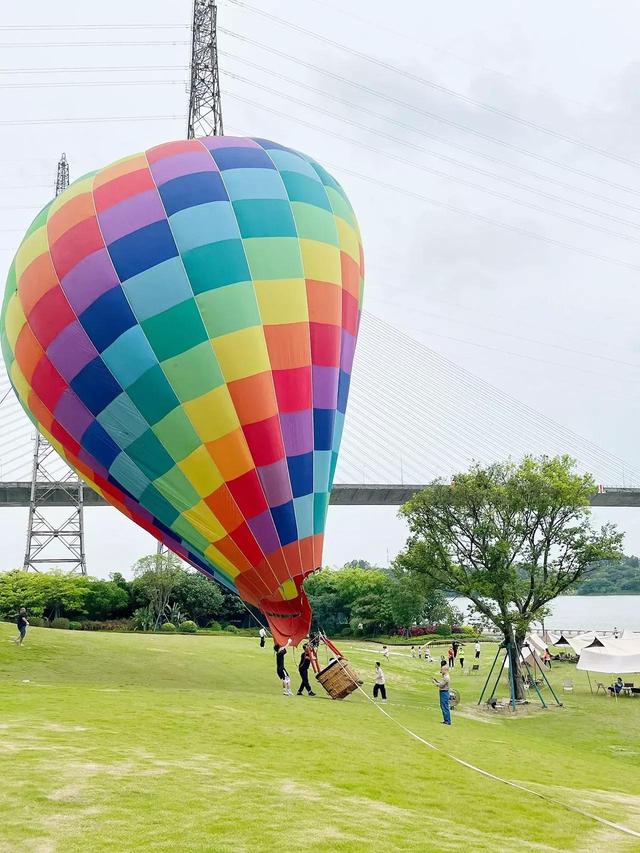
[
  {"left": 161, "top": 341, "right": 224, "bottom": 402},
  {"left": 182, "top": 239, "right": 251, "bottom": 294},
  {"left": 142, "top": 299, "right": 207, "bottom": 362},
  {"left": 309, "top": 159, "right": 343, "bottom": 192},
  {"left": 324, "top": 186, "right": 357, "bottom": 229},
  {"left": 139, "top": 484, "right": 181, "bottom": 527},
  {"left": 127, "top": 429, "right": 176, "bottom": 480},
  {"left": 170, "top": 516, "right": 210, "bottom": 554},
  {"left": 153, "top": 465, "right": 201, "bottom": 513},
  {"left": 290, "top": 202, "right": 339, "bottom": 245},
  {"left": 126, "top": 365, "right": 180, "bottom": 425},
  {"left": 152, "top": 406, "right": 202, "bottom": 461},
  {"left": 233, "top": 199, "right": 297, "bottom": 239},
  {"left": 243, "top": 237, "right": 303, "bottom": 280},
  {"left": 196, "top": 282, "right": 260, "bottom": 338},
  {"left": 280, "top": 172, "right": 332, "bottom": 211},
  {"left": 313, "top": 491, "right": 329, "bottom": 535}
]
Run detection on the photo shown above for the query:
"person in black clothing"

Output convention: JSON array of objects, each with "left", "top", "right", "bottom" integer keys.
[
  {"left": 297, "top": 643, "right": 316, "bottom": 696},
  {"left": 452, "top": 640, "right": 459, "bottom": 659},
  {"left": 274, "top": 640, "right": 292, "bottom": 695},
  {"left": 14, "top": 608, "right": 28, "bottom": 646}
]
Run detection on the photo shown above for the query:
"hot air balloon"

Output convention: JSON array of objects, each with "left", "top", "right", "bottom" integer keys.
[{"left": 0, "top": 137, "right": 364, "bottom": 647}]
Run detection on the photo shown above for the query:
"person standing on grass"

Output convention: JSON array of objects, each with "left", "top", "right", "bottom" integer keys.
[
  {"left": 259, "top": 626, "right": 267, "bottom": 648},
  {"left": 14, "top": 608, "right": 28, "bottom": 646},
  {"left": 373, "top": 661, "right": 387, "bottom": 702},
  {"left": 274, "top": 639, "right": 292, "bottom": 695},
  {"left": 458, "top": 644, "right": 465, "bottom": 669},
  {"left": 433, "top": 665, "right": 451, "bottom": 725},
  {"left": 447, "top": 646, "right": 454, "bottom": 669},
  {"left": 382, "top": 645, "right": 389, "bottom": 661},
  {"left": 452, "top": 640, "right": 459, "bottom": 660},
  {"left": 411, "top": 645, "right": 416, "bottom": 659},
  {"left": 297, "top": 643, "right": 315, "bottom": 696},
  {"left": 474, "top": 640, "right": 481, "bottom": 661}
]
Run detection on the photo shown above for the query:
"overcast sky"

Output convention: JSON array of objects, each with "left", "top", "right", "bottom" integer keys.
[{"left": 2, "top": 0, "right": 640, "bottom": 577}]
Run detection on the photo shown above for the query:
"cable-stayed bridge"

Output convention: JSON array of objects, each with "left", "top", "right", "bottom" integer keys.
[{"left": 1, "top": 311, "right": 639, "bottom": 508}]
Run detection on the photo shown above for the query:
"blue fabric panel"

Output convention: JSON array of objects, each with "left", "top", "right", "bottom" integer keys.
[
  {"left": 108, "top": 220, "right": 177, "bottom": 281},
  {"left": 81, "top": 420, "right": 121, "bottom": 468},
  {"left": 270, "top": 500, "right": 298, "bottom": 546},
  {"left": 122, "top": 256, "right": 193, "bottom": 322},
  {"left": 169, "top": 201, "right": 240, "bottom": 253},
  {"left": 70, "top": 357, "right": 121, "bottom": 415},
  {"left": 287, "top": 452, "right": 313, "bottom": 498},
  {"left": 313, "top": 407, "right": 335, "bottom": 451},
  {"left": 159, "top": 171, "right": 228, "bottom": 216},
  {"left": 212, "top": 147, "right": 276, "bottom": 171},
  {"left": 102, "top": 326, "right": 157, "bottom": 388},
  {"left": 108, "top": 452, "right": 151, "bottom": 499},
  {"left": 79, "top": 287, "right": 136, "bottom": 351},
  {"left": 222, "top": 168, "right": 288, "bottom": 201}
]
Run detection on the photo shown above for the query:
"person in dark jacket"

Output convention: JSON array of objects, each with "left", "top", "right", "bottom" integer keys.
[
  {"left": 297, "top": 643, "right": 316, "bottom": 696},
  {"left": 14, "top": 608, "right": 28, "bottom": 646},
  {"left": 274, "top": 639, "right": 292, "bottom": 695}
]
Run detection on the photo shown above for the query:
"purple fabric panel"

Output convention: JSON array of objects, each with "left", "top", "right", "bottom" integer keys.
[
  {"left": 54, "top": 389, "right": 94, "bottom": 440},
  {"left": 61, "top": 248, "right": 120, "bottom": 315},
  {"left": 47, "top": 320, "right": 98, "bottom": 381},
  {"left": 248, "top": 510, "right": 281, "bottom": 554},
  {"left": 97, "top": 190, "right": 166, "bottom": 244},
  {"left": 312, "top": 365, "right": 339, "bottom": 409},
  {"left": 258, "top": 459, "right": 293, "bottom": 508},
  {"left": 280, "top": 410, "right": 313, "bottom": 456},
  {"left": 150, "top": 150, "right": 219, "bottom": 184},
  {"left": 199, "top": 136, "right": 261, "bottom": 150},
  {"left": 340, "top": 329, "right": 356, "bottom": 374}
]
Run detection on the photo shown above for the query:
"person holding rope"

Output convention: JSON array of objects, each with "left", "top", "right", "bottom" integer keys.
[
  {"left": 297, "top": 643, "right": 316, "bottom": 696},
  {"left": 274, "top": 639, "right": 292, "bottom": 696},
  {"left": 373, "top": 661, "right": 387, "bottom": 702},
  {"left": 259, "top": 626, "right": 267, "bottom": 648},
  {"left": 433, "top": 664, "right": 452, "bottom": 725}
]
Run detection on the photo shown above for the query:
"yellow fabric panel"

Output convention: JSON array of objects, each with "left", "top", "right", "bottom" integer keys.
[
  {"left": 177, "top": 446, "right": 224, "bottom": 497},
  {"left": 183, "top": 385, "right": 240, "bottom": 443},
  {"left": 14, "top": 228, "right": 48, "bottom": 281},
  {"left": 335, "top": 217, "right": 361, "bottom": 265},
  {"left": 3, "top": 293, "right": 26, "bottom": 350},
  {"left": 298, "top": 239, "right": 341, "bottom": 284},
  {"left": 182, "top": 500, "right": 227, "bottom": 542},
  {"left": 212, "top": 326, "right": 271, "bottom": 382},
  {"left": 279, "top": 579, "right": 299, "bottom": 601},
  {"left": 204, "top": 544, "right": 241, "bottom": 579},
  {"left": 93, "top": 153, "right": 148, "bottom": 188},
  {"left": 10, "top": 361, "right": 30, "bottom": 404},
  {"left": 254, "top": 278, "right": 309, "bottom": 325}
]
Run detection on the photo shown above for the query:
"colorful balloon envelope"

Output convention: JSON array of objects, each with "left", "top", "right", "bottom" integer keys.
[{"left": 0, "top": 137, "right": 363, "bottom": 645}]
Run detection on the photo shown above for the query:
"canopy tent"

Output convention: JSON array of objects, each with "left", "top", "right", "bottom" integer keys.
[
  {"left": 577, "top": 636, "right": 640, "bottom": 675},
  {"left": 566, "top": 632, "right": 603, "bottom": 654}
]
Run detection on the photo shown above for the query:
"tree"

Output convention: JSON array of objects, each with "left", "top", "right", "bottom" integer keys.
[
  {"left": 173, "top": 571, "right": 224, "bottom": 626},
  {"left": 84, "top": 580, "right": 130, "bottom": 621},
  {"left": 398, "top": 456, "right": 623, "bottom": 699},
  {"left": 132, "top": 552, "right": 184, "bottom": 630}
]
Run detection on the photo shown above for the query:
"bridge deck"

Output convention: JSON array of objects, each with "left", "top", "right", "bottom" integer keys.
[{"left": 0, "top": 482, "right": 638, "bottom": 507}]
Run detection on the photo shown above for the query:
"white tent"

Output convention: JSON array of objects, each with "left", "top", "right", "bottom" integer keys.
[
  {"left": 566, "top": 632, "right": 602, "bottom": 654},
  {"left": 577, "top": 636, "right": 640, "bottom": 675}
]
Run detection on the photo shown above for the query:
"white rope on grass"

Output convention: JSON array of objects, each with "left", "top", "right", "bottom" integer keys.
[{"left": 334, "top": 659, "right": 640, "bottom": 841}]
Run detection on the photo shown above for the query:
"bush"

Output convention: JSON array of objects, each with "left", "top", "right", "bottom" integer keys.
[
  {"left": 28, "top": 616, "right": 49, "bottom": 628},
  {"left": 179, "top": 620, "right": 198, "bottom": 633},
  {"left": 223, "top": 624, "right": 239, "bottom": 633},
  {"left": 50, "top": 617, "right": 70, "bottom": 630},
  {"left": 436, "top": 624, "right": 451, "bottom": 636},
  {"left": 68, "top": 621, "right": 82, "bottom": 631},
  {"left": 160, "top": 622, "right": 177, "bottom": 633},
  {"left": 207, "top": 620, "right": 222, "bottom": 631},
  {"left": 80, "top": 620, "right": 133, "bottom": 632}
]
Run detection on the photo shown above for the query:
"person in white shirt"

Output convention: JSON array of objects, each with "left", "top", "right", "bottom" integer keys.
[
  {"left": 373, "top": 662, "right": 387, "bottom": 702},
  {"left": 259, "top": 627, "right": 267, "bottom": 648},
  {"left": 474, "top": 641, "right": 481, "bottom": 660},
  {"left": 382, "top": 645, "right": 389, "bottom": 660},
  {"left": 433, "top": 665, "right": 451, "bottom": 725}
]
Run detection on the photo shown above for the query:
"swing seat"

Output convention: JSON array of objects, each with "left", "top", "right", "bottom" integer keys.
[{"left": 316, "top": 657, "right": 361, "bottom": 700}]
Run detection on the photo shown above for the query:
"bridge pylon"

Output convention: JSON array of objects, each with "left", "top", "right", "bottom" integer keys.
[{"left": 23, "top": 153, "right": 86, "bottom": 575}]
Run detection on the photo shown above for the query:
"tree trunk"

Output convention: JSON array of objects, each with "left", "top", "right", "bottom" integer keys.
[{"left": 506, "top": 633, "right": 526, "bottom": 702}]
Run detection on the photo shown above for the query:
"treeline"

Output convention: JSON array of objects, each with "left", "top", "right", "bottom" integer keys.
[
  {"left": 0, "top": 554, "right": 247, "bottom": 631},
  {"left": 305, "top": 559, "right": 463, "bottom": 637},
  {"left": 571, "top": 555, "right": 640, "bottom": 595}
]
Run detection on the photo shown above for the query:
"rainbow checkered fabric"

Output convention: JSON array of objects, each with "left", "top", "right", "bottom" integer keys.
[{"left": 0, "top": 136, "right": 364, "bottom": 642}]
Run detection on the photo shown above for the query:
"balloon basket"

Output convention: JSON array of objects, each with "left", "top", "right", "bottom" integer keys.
[{"left": 316, "top": 657, "right": 361, "bottom": 700}]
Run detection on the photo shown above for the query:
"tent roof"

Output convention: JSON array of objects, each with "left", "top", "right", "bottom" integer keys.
[{"left": 576, "top": 636, "right": 640, "bottom": 674}]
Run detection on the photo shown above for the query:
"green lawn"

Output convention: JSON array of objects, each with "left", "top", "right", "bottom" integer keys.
[{"left": 1, "top": 625, "right": 639, "bottom": 852}]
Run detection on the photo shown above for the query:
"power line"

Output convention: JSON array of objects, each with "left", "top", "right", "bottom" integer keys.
[
  {"left": 0, "top": 40, "right": 189, "bottom": 48},
  {"left": 220, "top": 27, "right": 640, "bottom": 202},
  {"left": 0, "top": 24, "right": 186, "bottom": 30},
  {"left": 0, "top": 79, "right": 187, "bottom": 89},
  {"left": 0, "top": 65, "right": 186, "bottom": 74},
  {"left": 227, "top": 0, "right": 640, "bottom": 171},
  {"left": 224, "top": 106, "right": 640, "bottom": 273},
  {"left": 0, "top": 114, "right": 184, "bottom": 126},
  {"left": 223, "top": 68, "right": 640, "bottom": 243}
]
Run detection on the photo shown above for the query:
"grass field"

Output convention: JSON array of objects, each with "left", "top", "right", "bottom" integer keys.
[{"left": 1, "top": 625, "right": 639, "bottom": 852}]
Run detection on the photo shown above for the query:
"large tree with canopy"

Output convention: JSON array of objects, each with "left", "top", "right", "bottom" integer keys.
[{"left": 397, "top": 455, "right": 622, "bottom": 699}]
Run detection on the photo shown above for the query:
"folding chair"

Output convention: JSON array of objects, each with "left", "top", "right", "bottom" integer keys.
[{"left": 562, "top": 679, "right": 573, "bottom": 692}]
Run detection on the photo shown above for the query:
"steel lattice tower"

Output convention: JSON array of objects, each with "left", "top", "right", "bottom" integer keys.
[
  {"left": 23, "top": 154, "right": 86, "bottom": 575},
  {"left": 187, "top": 0, "right": 224, "bottom": 139}
]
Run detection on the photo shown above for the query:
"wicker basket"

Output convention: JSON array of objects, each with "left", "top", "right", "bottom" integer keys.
[{"left": 316, "top": 657, "right": 361, "bottom": 700}]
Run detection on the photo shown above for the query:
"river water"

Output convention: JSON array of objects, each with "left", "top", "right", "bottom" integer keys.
[{"left": 450, "top": 595, "right": 640, "bottom": 632}]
